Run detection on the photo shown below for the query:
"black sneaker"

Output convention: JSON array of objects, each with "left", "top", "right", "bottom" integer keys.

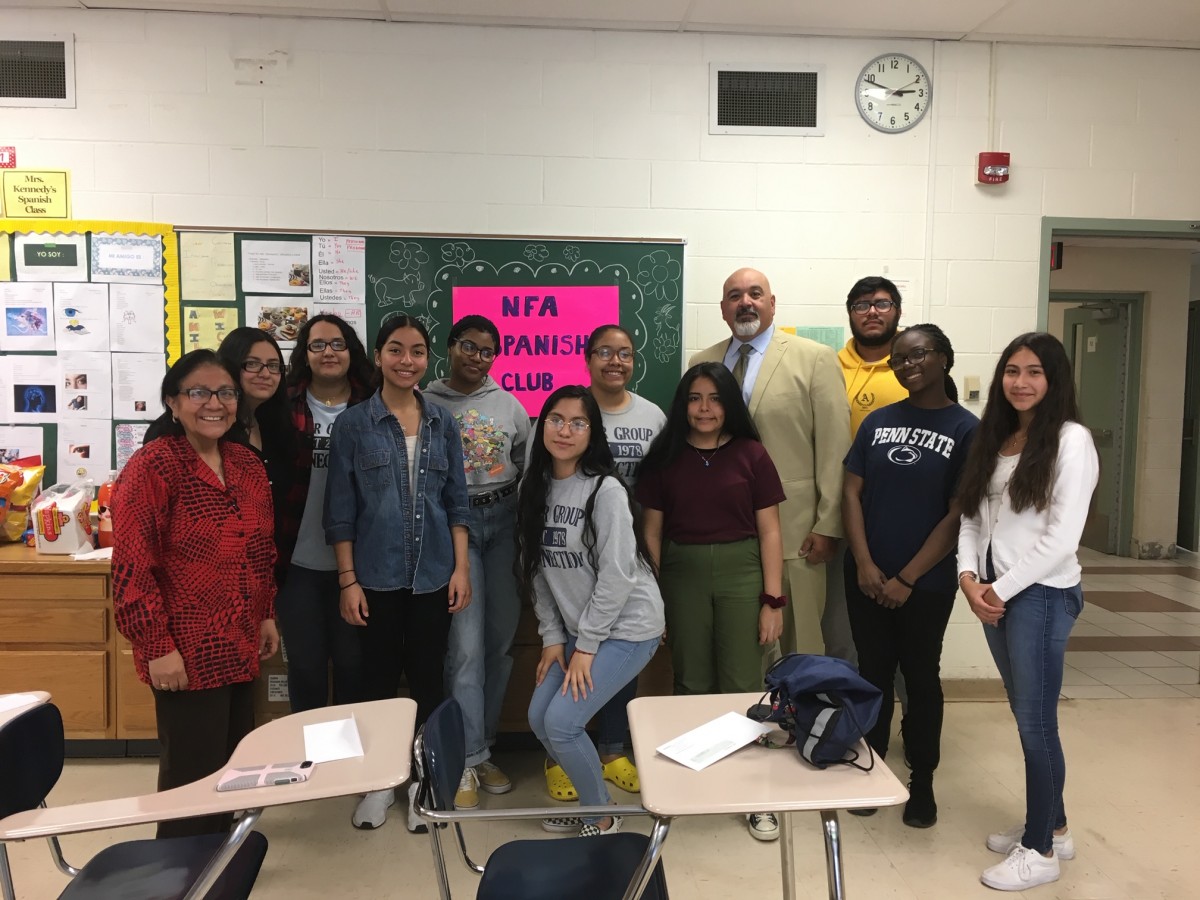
[{"left": 902, "top": 775, "right": 936, "bottom": 828}]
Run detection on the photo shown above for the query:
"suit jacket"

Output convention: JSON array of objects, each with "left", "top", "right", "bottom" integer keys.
[{"left": 692, "top": 330, "right": 849, "bottom": 559}]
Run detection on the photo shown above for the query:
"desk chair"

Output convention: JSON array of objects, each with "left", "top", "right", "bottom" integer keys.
[
  {"left": 0, "top": 702, "right": 267, "bottom": 900},
  {"left": 414, "top": 698, "right": 669, "bottom": 900}
]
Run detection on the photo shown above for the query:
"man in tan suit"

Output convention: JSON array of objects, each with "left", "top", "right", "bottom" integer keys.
[{"left": 691, "top": 268, "right": 850, "bottom": 656}]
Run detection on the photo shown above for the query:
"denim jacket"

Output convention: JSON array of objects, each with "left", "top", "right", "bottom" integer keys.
[{"left": 323, "top": 390, "right": 470, "bottom": 593}]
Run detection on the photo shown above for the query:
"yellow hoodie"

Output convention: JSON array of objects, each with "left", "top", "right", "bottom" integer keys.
[{"left": 838, "top": 338, "right": 908, "bottom": 438}]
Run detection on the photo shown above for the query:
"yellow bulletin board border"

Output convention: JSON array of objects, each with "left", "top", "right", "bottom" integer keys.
[{"left": 0, "top": 218, "right": 181, "bottom": 362}]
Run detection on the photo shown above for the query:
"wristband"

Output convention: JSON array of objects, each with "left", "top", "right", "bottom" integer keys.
[
  {"left": 759, "top": 592, "right": 788, "bottom": 609},
  {"left": 895, "top": 574, "right": 915, "bottom": 590},
  {"left": 338, "top": 569, "right": 354, "bottom": 576},
  {"left": 573, "top": 648, "right": 594, "bottom": 656},
  {"left": 339, "top": 580, "right": 358, "bottom": 590}
]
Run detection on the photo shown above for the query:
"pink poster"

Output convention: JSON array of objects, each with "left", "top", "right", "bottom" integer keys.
[{"left": 453, "top": 285, "right": 620, "bottom": 416}]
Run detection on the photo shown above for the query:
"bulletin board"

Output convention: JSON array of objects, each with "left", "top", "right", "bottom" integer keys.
[
  {"left": 174, "top": 229, "right": 685, "bottom": 416},
  {"left": 0, "top": 219, "right": 177, "bottom": 486}
]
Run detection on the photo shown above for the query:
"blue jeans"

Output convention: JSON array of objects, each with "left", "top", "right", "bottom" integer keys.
[
  {"left": 595, "top": 676, "right": 638, "bottom": 757},
  {"left": 983, "top": 582, "right": 1083, "bottom": 855},
  {"left": 445, "top": 494, "right": 521, "bottom": 767},
  {"left": 528, "top": 635, "right": 660, "bottom": 824}
]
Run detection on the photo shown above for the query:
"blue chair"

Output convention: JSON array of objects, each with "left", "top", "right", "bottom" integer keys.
[
  {"left": 414, "top": 698, "right": 670, "bottom": 900},
  {"left": 0, "top": 702, "right": 267, "bottom": 900}
]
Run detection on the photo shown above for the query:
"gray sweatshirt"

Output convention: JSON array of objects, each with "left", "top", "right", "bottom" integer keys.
[
  {"left": 423, "top": 377, "right": 530, "bottom": 494},
  {"left": 601, "top": 392, "right": 667, "bottom": 488},
  {"left": 532, "top": 471, "right": 665, "bottom": 654}
]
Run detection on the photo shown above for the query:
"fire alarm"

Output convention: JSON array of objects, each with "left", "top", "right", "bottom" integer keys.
[{"left": 977, "top": 151, "right": 1010, "bottom": 185}]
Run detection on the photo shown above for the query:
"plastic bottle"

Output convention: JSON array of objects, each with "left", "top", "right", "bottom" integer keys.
[{"left": 97, "top": 470, "right": 117, "bottom": 549}]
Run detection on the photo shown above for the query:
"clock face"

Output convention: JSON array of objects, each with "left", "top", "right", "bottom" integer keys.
[{"left": 856, "top": 54, "right": 931, "bottom": 133}]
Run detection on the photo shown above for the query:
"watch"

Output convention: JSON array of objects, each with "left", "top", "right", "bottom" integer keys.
[
  {"left": 759, "top": 593, "right": 788, "bottom": 609},
  {"left": 855, "top": 53, "right": 931, "bottom": 133}
]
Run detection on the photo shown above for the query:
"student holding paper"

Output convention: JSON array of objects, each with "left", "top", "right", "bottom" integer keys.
[{"left": 518, "top": 385, "right": 664, "bottom": 839}]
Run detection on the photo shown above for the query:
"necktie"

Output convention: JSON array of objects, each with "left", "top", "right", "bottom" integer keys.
[{"left": 732, "top": 342, "right": 752, "bottom": 389}]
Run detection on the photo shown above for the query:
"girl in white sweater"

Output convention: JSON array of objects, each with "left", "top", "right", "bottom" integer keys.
[{"left": 956, "top": 333, "right": 1099, "bottom": 892}]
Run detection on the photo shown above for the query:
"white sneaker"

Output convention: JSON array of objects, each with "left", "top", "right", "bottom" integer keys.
[
  {"left": 986, "top": 824, "right": 1075, "bottom": 860},
  {"left": 579, "top": 815, "right": 623, "bottom": 837},
  {"left": 352, "top": 789, "right": 395, "bottom": 830},
  {"left": 747, "top": 812, "right": 779, "bottom": 841},
  {"left": 542, "top": 816, "right": 584, "bottom": 834},
  {"left": 455, "top": 767, "right": 480, "bottom": 810},
  {"left": 981, "top": 845, "right": 1060, "bottom": 891},
  {"left": 407, "top": 782, "right": 428, "bottom": 834}
]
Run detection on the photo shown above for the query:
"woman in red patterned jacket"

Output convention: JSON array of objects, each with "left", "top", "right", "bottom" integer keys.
[{"left": 113, "top": 349, "right": 279, "bottom": 839}]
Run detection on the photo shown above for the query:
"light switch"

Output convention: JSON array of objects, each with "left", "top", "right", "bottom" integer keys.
[{"left": 965, "top": 375, "right": 981, "bottom": 401}]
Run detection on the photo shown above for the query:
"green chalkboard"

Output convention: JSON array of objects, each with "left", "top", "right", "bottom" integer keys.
[{"left": 199, "top": 231, "right": 685, "bottom": 416}]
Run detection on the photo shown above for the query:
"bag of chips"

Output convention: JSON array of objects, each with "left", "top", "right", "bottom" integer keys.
[{"left": 0, "top": 463, "right": 46, "bottom": 542}]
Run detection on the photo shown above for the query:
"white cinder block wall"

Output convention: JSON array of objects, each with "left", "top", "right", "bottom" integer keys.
[{"left": 6, "top": 10, "right": 1200, "bottom": 678}]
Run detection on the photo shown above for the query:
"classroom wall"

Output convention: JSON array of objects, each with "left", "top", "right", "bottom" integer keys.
[
  {"left": 6, "top": 8, "right": 1200, "bottom": 678},
  {"left": 1050, "top": 248, "right": 1194, "bottom": 552}
]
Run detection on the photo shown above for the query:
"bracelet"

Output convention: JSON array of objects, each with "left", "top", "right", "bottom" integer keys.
[
  {"left": 338, "top": 569, "right": 354, "bottom": 576},
  {"left": 573, "top": 648, "right": 594, "bottom": 656},
  {"left": 759, "top": 592, "right": 788, "bottom": 609},
  {"left": 895, "top": 574, "right": 915, "bottom": 589},
  {"left": 339, "top": 580, "right": 358, "bottom": 590},
  {"left": 959, "top": 571, "right": 979, "bottom": 584}
]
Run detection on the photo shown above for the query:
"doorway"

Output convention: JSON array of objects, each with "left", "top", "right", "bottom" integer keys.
[
  {"left": 1051, "top": 293, "right": 1142, "bottom": 555},
  {"left": 1180, "top": 300, "right": 1200, "bottom": 552}
]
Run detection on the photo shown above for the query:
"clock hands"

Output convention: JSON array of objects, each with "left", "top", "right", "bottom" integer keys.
[{"left": 861, "top": 80, "right": 918, "bottom": 98}]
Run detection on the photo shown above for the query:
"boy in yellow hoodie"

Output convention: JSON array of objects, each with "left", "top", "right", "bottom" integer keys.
[{"left": 838, "top": 276, "right": 908, "bottom": 437}]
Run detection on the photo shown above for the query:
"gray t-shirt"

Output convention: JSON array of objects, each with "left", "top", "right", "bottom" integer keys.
[
  {"left": 531, "top": 471, "right": 665, "bottom": 654},
  {"left": 601, "top": 392, "right": 666, "bottom": 488},
  {"left": 291, "top": 393, "right": 346, "bottom": 571}
]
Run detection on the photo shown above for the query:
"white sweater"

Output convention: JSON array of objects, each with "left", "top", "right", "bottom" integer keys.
[{"left": 958, "top": 421, "right": 1099, "bottom": 603}]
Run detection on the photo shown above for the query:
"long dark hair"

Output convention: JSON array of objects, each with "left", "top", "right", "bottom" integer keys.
[
  {"left": 641, "top": 363, "right": 760, "bottom": 472},
  {"left": 152, "top": 349, "right": 240, "bottom": 439},
  {"left": 894, "top": 323, "right": 958, "bottom": 402},
  {"left": 516, "top": 385, "right": 655, "bottom": 599},
  {"left": 958, "top": 332, "right": 1081, "bottom": 516},
  {"left": 286, "top": 313, "right": 374, "bottom": 391},
  {"left": 218, "top": 326, "right": 294, "bottom": 447}
]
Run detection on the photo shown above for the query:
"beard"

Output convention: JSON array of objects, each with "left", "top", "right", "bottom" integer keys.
[
  {"left": 851, "top": 319, "right": 899, "bottom": 348},
  {"left": 733, "top": 317, "right": 761, "bottom": 338}
]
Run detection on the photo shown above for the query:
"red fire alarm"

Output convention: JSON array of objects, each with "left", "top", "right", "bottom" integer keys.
[
  {"left": 0, "top": 147, "right": 15, "bottom": 169},
  {"left": 977, "top": 151, "right": 1010, "bottom": 185}
]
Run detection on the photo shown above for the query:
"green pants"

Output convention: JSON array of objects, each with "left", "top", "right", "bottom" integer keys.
[{"left": 661, "top": 538, "right": 764, "bottom": 695}]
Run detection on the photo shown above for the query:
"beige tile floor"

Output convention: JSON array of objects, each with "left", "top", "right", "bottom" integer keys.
[{"left": 6, "top": 698, "right": 1198, "bottom": 899}]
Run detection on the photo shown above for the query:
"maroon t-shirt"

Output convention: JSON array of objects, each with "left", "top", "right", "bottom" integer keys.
[{"left": 636, "top": 438, "right": 786, "bottom": 544}]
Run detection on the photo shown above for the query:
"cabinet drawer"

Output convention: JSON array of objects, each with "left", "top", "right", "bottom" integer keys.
[
  {"left": 116, "top": 650, "right": 157, "bottom": 739},
  {"left": 0, "top": 651, "right": 108, "bottom": 736},
  {"left": 4, "top": 574, "right": 109, "bottom": 601},
  {"left": 0, "top": 607, "right": 106, "bottom": 644}
]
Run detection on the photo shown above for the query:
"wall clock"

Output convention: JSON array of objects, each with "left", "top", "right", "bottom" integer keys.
[{"left": 855, "top": 53, "right": 931, "bottom": 133}]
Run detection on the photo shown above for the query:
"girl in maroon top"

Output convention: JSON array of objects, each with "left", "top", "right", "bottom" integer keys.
[{"left": 113, "top": 349, "right": 278, "bottom": 839}]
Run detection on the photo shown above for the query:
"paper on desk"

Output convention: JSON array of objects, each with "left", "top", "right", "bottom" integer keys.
[
  {"left": 72, "top": 547, "right": 113, "bottom": 561},
  {"left": 656, "top": 712, "right": 772, "bottom": 771},
  {"left": 303, "top": 715, "right": 364, "bottom": 764},
  {"left": 0, "top": 693, "right": 43, "bottom": 714}
]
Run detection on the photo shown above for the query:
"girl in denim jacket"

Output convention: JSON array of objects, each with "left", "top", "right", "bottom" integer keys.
[{"left": 325, "top": 314, "right": 471, "bottom": 831}]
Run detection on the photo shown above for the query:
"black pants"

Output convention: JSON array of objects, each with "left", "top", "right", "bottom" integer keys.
[
  {"left": 360, "top": 586, "right": 452, "bottom": 727},
  {"left": 275, "top": 564, "right": 365, "bottom": 713},
  {"left": 154, "top": 681, "right": 255, "bottom": 839},
  {"left": 844, "top": 557, "right": 954, "bottom": 775}
]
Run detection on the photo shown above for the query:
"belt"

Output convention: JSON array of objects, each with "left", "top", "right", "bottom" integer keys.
[{"left": 470, "top": 482, "right": 518, "bottom": 507}]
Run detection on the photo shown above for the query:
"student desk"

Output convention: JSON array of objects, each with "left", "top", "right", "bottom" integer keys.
[
  {"left": 0, "top": 698, "right": 416, "bottom": 899},
  {"left": 624, "top": 693, "right": 908, "bottom": 900}
]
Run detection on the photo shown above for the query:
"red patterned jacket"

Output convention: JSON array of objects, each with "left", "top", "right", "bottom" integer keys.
[{"left": 112, "top": 436, "right": 277, "bottom": 690}]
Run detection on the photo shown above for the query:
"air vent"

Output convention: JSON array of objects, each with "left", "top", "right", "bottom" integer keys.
[
  {"left": 710, "top": 63, "right": 823, "bottom": 136},
  {"left": 0, "top": 35, "right": 75, "bottom": 108}
]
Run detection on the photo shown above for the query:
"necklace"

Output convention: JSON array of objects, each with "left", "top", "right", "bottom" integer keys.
[
  {"left": 310, "top": 386, "right": 350, "bottom": 407},
  {"left": 1003, "top": 432, "right": 1028, "bottom": 453},
  {"left": 691, "top": 443, "right": 724, "bottom": 467}
]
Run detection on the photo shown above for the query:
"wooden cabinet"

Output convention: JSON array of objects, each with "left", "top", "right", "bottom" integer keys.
[{"left": 0, "top": 544, "right": 152, "bottom": 740}]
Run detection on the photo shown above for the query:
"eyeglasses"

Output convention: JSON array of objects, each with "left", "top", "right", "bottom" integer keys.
[
  {"left": 451, "top": 338, "right": 496, "bottom": 362},
  {"left": 591, "top": 346, "right": 634, "bottom": 362},
  {"left": 307, "top": 339, "right": 348, "bottom": 353},
  {"left": 545, "top": 414, "right": 590, "bottom": 434},
  {"left": 887, "top": 347, "right": 934, "bottom": 370},
  {"left": 180, "top": 387, "right": 239, "bottom": 403},
  {"left": 849, "top": 299, "right": 897, "bottom": 314},
  {"left": 241, "top": 360, "right": 282, "bottom": 374}
]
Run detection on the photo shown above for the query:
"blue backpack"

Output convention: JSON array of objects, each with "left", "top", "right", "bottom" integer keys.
[{"left": 748, "top": 653, "right": 883, "bottom": 771}]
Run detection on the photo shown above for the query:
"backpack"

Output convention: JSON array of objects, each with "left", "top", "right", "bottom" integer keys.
[{"left": 747, "top": 653, "right": 883, "bottom": 771}]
